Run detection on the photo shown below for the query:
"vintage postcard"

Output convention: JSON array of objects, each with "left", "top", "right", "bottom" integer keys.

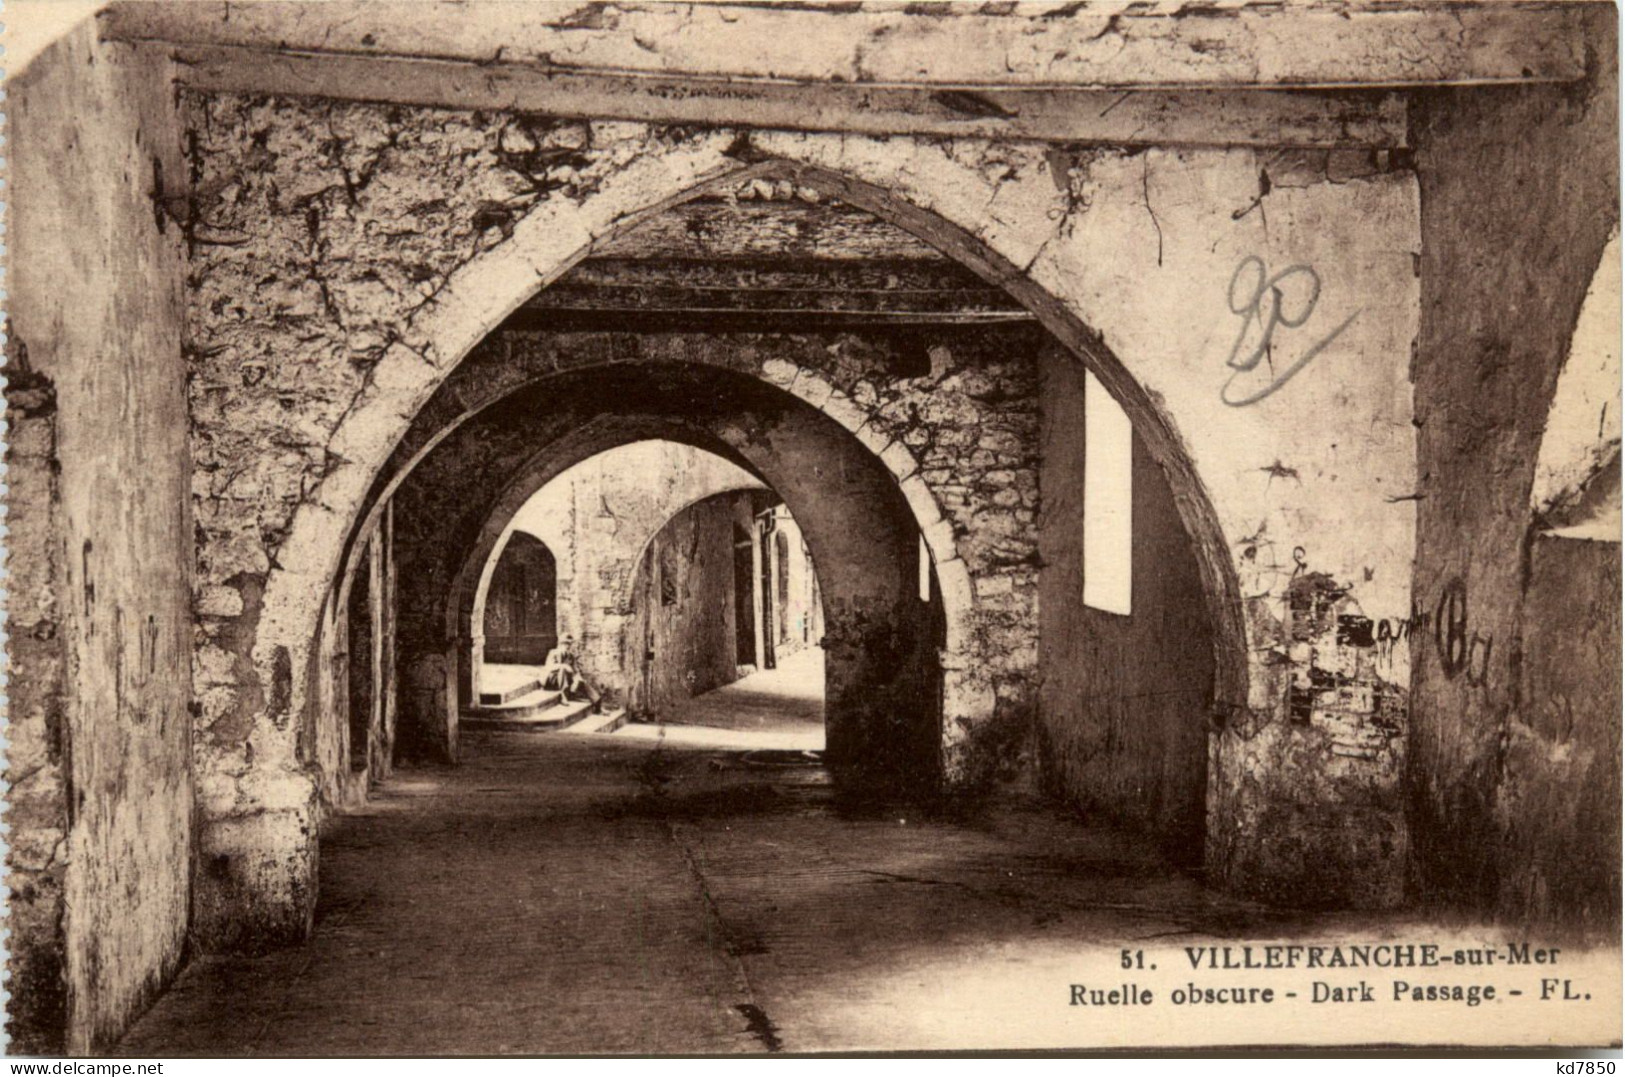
[{"left": 4, "top": 0, "right": 1621, "bottom": 1058}]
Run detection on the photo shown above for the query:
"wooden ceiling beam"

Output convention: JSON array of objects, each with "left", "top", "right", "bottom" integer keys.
[
  {"left": 146, "top": 43, "right": 1415, "bottom": 149},
  {"left": 526, "top": 282, "right": 1022, "bottom": 316},
  {"left": 499, "top": 307, "right": 1038, "bottom": 334},
  {"left": 103, "top": 2, "right": 1587, "bottom": 92},
  {"left": 590, "top": 200, "right": 947, "bottom": 262}
]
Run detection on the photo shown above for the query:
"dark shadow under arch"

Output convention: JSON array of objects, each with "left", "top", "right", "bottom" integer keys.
[{"left": 481, "top": 532, "right": 559, "bottom": 666}]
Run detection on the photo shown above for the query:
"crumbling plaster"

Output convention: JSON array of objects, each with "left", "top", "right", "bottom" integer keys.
[{"left": 182, "top": 90, "right": 1418, "bottom": 941}]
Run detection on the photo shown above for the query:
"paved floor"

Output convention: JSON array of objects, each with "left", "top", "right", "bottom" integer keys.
[
  {"left": 646, "top": 645, "right": 825, "bottom": 744},
  {"left": 115, "top": 723, "right": 1400, "bottom": 1056}
]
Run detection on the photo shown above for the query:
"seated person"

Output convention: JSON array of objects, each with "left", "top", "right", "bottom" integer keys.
[{"left": 540, "top": 635, "right": 603, "bottom": 711}]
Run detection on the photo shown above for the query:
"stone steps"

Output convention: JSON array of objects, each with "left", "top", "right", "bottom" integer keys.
[
  {"left": 478, "top": 676, "right": 547, "bottom": 706},
  {"left": 463, "top": 688, "right": 574, "bottom": 729},
  {"left": 562, "top": 708, "right": 631, "bottom": 736},
  {"left": 463, "top": 690, "right": 629, "bottom": 735}
]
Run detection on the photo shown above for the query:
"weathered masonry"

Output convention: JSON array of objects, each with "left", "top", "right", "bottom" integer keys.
[{"left": 7, "top": 1, "right": 1619, "bottom": 1054}]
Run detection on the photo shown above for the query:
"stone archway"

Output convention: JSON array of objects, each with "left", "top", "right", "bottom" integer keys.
[
  {"left": 460, "top": 445, "right": 769, "bottom": 717},
  {"left": 245, "top": 151, "right": 1248, "bottom": 768},
  {"left": 385, "top": 360, "right": 969, "bottom": 788},
  {"left": 189, "top": 129, "right": 1257, "bottom": 948},
  {"left": 431, "top": 357, "right": 982, "bottom": 741}
]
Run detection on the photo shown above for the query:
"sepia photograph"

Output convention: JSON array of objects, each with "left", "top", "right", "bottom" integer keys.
[{"left": 3, "top": 0, "right": 1622, "bottom": 1059}]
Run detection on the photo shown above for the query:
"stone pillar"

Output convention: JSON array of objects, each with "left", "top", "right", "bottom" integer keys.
[
  {"left": 192, "top": 780, "right": 320, "bottom": 952},
  {"left": 441, "top": 641, "right": 462, "bottom": 764},
  {"left": 377, "top": 501, "right": 399, "bottom": 780},
  {"left": 1408, "top": 10, "right": 1619, "bottom": 919},
  {"left": 750, "top": 516, "right": 767, "bottom": 669},
  {"left": 460, "top": 631, "right": 483, "bottom": 705}
]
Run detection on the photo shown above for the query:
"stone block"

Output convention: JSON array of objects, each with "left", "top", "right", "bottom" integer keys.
[
  {"left": 897, "top": 474, "right": 945, "bottom": 530},
  {"left": 197, "top": 585, "right": 246, "bottom": 619},
  {"left": 879, "top": 439, "right": 920, "bottom": 482},
  {"left": 788, "top": 371, "right": 835, "bottom": 409},
  {"left": 761, "top": 358, "right": 800, "bottom": 386},
  {"left": 820, "top": 390, "right": 868, "bottom": 433}
]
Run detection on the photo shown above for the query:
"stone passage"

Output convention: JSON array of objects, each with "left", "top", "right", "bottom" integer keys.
[
  {"left": 9, "top": 2, "right": 1620, "bottom": 1054},
  {"left": 113, "top": 731, "right": 1286, "bottom": 1056}
]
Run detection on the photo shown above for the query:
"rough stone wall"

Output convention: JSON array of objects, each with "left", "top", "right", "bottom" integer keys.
[
  {"left": 1038, "top": 349, "right": 1215, "bottom": 868},
  {"left": 1408, "top": 11, "right": 1620, "bottom": 930},
  {"left": 5, "top": 373, "right": 71, "bottom": 1053},
  {"left": 845, "top": 329, "right": 1044, "bottom": 780},
  {"left": 626, "top": 492, "right": 759, "bottom": 716},
  {"left": 183, "top": 92, "right": 547, "bottom": 765},
  {"left": 178, "top": 92, "right": 722, "bottom": 945},
  {"left": 9, "top": 28, "right": 195, "bottom": 1050}
]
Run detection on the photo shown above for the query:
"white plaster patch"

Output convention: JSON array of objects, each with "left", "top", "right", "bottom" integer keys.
[{"left": 1532, "top": 229, "right": 1622, "bottom": 519}]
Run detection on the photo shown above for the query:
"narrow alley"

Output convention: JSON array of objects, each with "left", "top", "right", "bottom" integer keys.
[
  {"left": 114, "top": 727, "right": 1282, "bottom": 1056},
  {"left": 9, "top": 1, "right": 1620, "bottom": 1057},
  {"left": 625, "top": 646, "right": 826, "bottom": 746}
]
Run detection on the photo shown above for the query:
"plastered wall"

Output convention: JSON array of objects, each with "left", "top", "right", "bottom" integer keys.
[
  {"left": 8, "top": 27, "right": 195, "bottom": 1053},
  {"left": 1039, "top": 348, "right": 1216, "bottom": 868},
  {"left": 626, "top": 492, "right": 760, "bottom": 716},
  {"left": 1409, "top": 17, "right": 1622, "bottom": 932}
]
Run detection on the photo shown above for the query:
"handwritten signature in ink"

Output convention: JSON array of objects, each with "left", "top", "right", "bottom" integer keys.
[{"left": 1221, "top": 256, "right": 1360, "bottom": 407}]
